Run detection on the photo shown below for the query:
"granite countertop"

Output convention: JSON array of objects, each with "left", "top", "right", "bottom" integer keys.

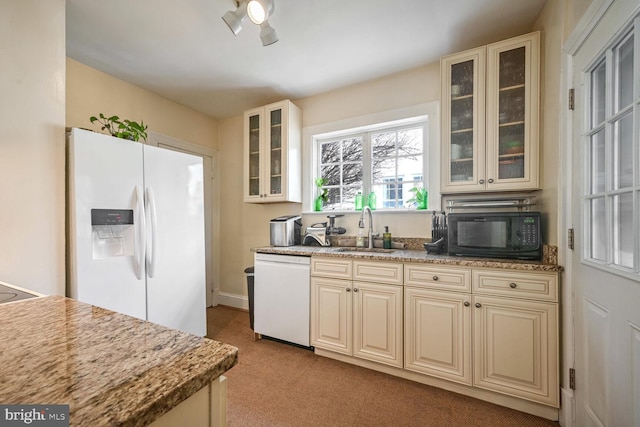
[
  {"left": 0, "top": 296, "right": 238, "bottom": 427},
  {"left": 253, "top": 245, "right": 563, "bottom": 272}
]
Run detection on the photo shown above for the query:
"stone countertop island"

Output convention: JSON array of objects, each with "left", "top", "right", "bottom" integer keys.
[{"left": 0, "top": 295, "right": 238, "bottom": 427}]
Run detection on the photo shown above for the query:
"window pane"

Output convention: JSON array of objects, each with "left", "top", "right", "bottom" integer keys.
[
  {"left": 398, "top": 155, "right": 423, "bottom": 182},
  {"left": 397, "top": 128, "right": 422, "bottom": 156},
  {"left": 614, "top": 113, "right": 633, "bottom": 189},
  {"left": 590, "top": 130, "right": 605, "bottom": 194},
  {"left": 342, "top": 138, "right": 363, "bottom": 161},
  {"left": 616, "top": 34, "right": 634, "bottom": 112},
  {"left": 342, "top": 163, "right": 362, "bottom": 186},
  {"left": 590, "top": 197, "right": 606, "bottom": 261},
  {"left": 591, "top": 59, "right": 606, "bottom": 128},
  {"left": 613, "top": 193, "right": 633, "bottom": 268},
  {"left": 372, "top": 158, "right": 396, "bottom": 184},
  {"left": 321, "top": 141, "right": 340, "bottom": 164},
  {"left": 372, "top": 132, "right": 396, "bottom": 158},
  {"left": 321, "top": 164, "right": 340, "bottom": 186}
]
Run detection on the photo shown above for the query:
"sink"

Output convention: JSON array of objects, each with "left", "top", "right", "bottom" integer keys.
[{"left": 331, "top": 247, "right": 395, "bottom": 254}]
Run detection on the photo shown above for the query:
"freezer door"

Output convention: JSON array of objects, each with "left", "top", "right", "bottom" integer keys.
[
  {"left": 68, "top": 128, "right": 147, "bottom": 320},
  {"left": 143, "top": 144, "right": 206, "bottom": 336}
]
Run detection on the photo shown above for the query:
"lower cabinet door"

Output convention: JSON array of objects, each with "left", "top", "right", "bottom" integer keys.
[
  {"left": 472, "top": 295, "right": 559, "bottom": 407},
  {"left": 352, "top": 281, "right": 403, "bottom": 368},
  {"left": 404, "top": 287, "right": 472, "bottom": 385},
  {"left": 310, "top": 276, "right": 352, "bottom": 355}
]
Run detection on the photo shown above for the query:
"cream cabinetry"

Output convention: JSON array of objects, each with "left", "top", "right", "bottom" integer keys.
[
  {"left": 404, "top": 264, "right": 472, "bottom": 385},
  {"left": 243, "top": 100, "right": 302, "bottom": 203},
  {"left": 471, "top": 268, "right": 558, "bottom": 406},
  {"left": 310, "top": 258, "right": 403, "bottom": 368},
  {"left": 404, "top": 264, "right": 558, "bottom": 407},
  {"left": 310, "top": 256, "right": 559, "bottom": 412},
  {"left": 441, "top": 32, "right": 540, "bottom": 193}
]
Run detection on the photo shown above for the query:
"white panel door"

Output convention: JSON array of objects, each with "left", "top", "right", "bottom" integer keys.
[
  {"left": 68, "top": 128, "right": 146, "bottom": 319},
  {"left": 571, "top": 4, "right": 640, "bottom": 426},
  {"left": 143, "top": 145, "right": 206, "bottom": 336}
]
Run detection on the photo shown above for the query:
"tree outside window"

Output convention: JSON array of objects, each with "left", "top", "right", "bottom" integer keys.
[{"left": 317, "top": 122, "right": 426, "bottom": 210}]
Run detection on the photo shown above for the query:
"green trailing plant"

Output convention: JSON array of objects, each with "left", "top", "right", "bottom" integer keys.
[
  {"left": 407, "top": 186, "right": 428, "bottom": 209},
  {"left": 90, "top": 113, "right": 148, "bottom": 142},
  {"left": 315, "top": 178, "right": 329, "bottom": 203}
]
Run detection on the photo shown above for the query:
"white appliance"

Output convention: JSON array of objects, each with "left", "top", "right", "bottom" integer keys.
[
  {"left": 68, "top": 128, "right": 206, "bottom": 336},
  {"left": 254, "top": 253, "right": 310, "bottom": 347}
]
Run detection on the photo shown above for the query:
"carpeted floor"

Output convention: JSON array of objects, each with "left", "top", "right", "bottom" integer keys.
[{"left": 206, "top": 305, "right": 560, "bottom": 427}]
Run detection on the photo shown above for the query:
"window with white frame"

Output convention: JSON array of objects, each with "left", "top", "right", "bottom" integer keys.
[
  {"left": 316, "top": 120, "right": 427, "bottom": 210},
  {"left": 583, "top": 24, "right": 639, "bottom": 275}
]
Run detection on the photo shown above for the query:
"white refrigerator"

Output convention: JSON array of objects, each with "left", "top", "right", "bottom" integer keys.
[{"left": 67, "top": 128, "right": 206, "bottom": 336}]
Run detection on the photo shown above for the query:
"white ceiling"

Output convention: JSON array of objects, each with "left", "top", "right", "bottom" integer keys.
[{"left": 66, "top": 0, "right": 547, "bottom": 119}]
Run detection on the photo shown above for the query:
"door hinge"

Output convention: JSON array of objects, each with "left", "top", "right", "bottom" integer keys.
[
  {"left": 568, "top": 88, "right": 575, "bottom": 110},
  {"left": 569, "top": 368, "right": 576, "bottom": 390},
  {"left": 568, "top": 228, "right": 575, "bottom": 250}
]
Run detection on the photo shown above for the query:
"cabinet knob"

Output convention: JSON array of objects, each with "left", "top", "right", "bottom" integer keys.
[
  {"left": 346, "top": 288, "right": 351, "bottom": 292},
  {"left": 353, "top": 288, "right": 359, "bottom": 292},
  {"left": 479, "top": 179, "right": 485, "bottom": 184},
  {"left": 509, "top": 282, "right": 517, "bottom": 288},
  {"left": 488, "top": 178, "right": 494, "bottom": 183},
  {"left": 432, "top": 275, "right": 439, "bottom": 281},
  {"left": 475, "top": 302, "right": 482, "bottom": 308},
  {"left": 464, "top": 301, "right": 470, "bottom": 307}
]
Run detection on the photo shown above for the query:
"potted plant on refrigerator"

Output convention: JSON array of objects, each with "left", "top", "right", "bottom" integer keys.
[{"left": 90, "top": 113, "right": 148, "bottom": 142}]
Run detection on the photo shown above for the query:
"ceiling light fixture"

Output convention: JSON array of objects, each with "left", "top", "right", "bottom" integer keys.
[{"left": 222, "top": 0, "right": 278, "bottom": 46}]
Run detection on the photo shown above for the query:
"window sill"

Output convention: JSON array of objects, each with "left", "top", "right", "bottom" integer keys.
[{"left": 301, "top": 208, "right": 440, "bottom": 215}]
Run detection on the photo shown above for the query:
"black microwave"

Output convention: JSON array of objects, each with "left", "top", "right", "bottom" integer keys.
[{"left": 447, "top": 212, "right": 542, "bottom": 260}]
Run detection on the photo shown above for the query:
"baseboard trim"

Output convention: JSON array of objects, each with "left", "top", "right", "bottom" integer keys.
[
  {"left": 315, "top": 348, "right": 560, "bottom": 421},
  {"left": 217, "top": 292, "right": 248, "bottom": 311}
]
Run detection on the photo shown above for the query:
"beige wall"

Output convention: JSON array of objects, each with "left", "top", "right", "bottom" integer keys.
[
  {"left": 0, "top": 0, "right": 66, "bottom": 295},
  {"left": 66, "top": 58, "right": 218, "bottom": 151}
]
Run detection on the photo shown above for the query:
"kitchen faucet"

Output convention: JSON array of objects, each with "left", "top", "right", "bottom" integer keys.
[{"left": 358, "top": 206, "right": 377, "bottom": 249}]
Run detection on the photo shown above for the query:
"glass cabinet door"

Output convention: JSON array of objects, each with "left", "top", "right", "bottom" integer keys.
[
  {"left": 268, "top": 108, "right": 283, "bottom": 196},
  {"left": 486, "top": 32, "right": 540, "bottom": 190},
  {"left": 441, "top": 47, "right": 486, "bottom": 192},
  {"left": 248, "top": 113, "right": 261, "bottom": 197}
]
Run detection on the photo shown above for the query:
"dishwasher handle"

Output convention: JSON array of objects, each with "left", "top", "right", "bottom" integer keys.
[{"left": 254, "top": 253, "right": 311, "bottom": 265}]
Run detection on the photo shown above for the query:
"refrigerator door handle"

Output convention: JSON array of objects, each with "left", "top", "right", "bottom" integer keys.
[
  {"left": 135, "top": 185, "right": 146, "bottom": 280},
  {"left": 145, "top": 186, "right": 158, "bottom": 278}
]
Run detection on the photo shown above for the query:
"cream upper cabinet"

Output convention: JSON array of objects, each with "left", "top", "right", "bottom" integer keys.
[
  {"left": 441, "top": 32, "right": 540, "bottom": 193},
  {"left": 243, "top": 100, "right": 302, "bottom": 203}
]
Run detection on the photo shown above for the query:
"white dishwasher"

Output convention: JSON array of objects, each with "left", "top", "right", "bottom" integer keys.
[{"left": 254, "top": 253, "right": 311, "bottom": 347}]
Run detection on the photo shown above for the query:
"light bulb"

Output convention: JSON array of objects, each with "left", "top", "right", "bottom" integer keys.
[{"left": 247, "top": 1, "right": 266, "bottom": 24}]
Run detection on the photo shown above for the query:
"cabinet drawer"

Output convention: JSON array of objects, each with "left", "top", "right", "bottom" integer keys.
[
  {"left": 311, "top": 257, "right": 352, "bottom": 279},
  {"left": 404, "top": 264, "right": 471, "bottom": 292},
  {"left": 353, "top": 261, "right": 403, "bottom": 285},
  {"left": 472, "top": 269, "right": 558, "bottom": 302}
]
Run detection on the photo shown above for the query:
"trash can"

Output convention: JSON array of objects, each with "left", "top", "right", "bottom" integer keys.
[{"left": 244, "top": 266, "right": 255, "bottom": 330}]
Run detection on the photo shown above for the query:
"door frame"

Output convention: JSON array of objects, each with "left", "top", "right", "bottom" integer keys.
[
  {"left": 148, "top": 131, "right": 220, "bottom": 308},
  {"left": 560, "top": 0, "right": 624, "bottom": 426}
]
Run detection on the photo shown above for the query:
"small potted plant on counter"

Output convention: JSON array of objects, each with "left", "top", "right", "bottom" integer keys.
[
  {"left": 314, "top": 178, "right": 329, "bottom": 211},
  {"left": 407, "top": 186, "right": 428, "bottom": 210}
]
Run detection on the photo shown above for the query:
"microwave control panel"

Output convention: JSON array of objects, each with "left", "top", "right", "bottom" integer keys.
[{"left": 518, "top": 217, "right": 540, "bottom": 247}]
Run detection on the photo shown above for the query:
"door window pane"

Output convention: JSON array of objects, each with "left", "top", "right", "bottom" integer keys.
[
  {"left": 613, "top": 193, "right": 634, "bottom": 268},
  {"left": 590, "top": 197, "right": 606, "bottom": 261},
  {"left": 591, "top": 60, "right": 606, "bottom": 127},
  {"left": 614, "top": 113, "right": 633, "bottom": 189},
  {"left": 590, "top": 130, "right": 606, "bottom": 194},
  {"left": 615, "top": 34, "right": 634, "bottom": 112}
]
